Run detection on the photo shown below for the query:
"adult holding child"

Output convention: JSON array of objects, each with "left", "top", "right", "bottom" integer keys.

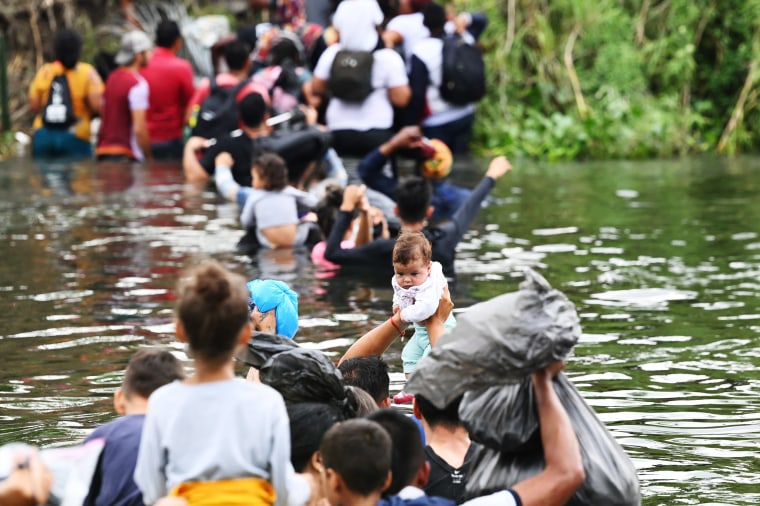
[{"left": 325, "top": 155, "right": 513, "bottom": 279}]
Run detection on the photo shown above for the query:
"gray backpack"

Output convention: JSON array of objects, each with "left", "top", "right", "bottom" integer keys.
[{"left": 329, "top": 50, "right": 374, "bottom": 102}]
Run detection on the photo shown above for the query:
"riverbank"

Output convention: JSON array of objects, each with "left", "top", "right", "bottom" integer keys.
[{"left": 4, "top": 1, "right": 760, "bottom": 160}]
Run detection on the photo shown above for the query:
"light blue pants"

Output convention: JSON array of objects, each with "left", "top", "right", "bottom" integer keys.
[{"left": 401, "top": 313, "right": 457, "bottom": 374}]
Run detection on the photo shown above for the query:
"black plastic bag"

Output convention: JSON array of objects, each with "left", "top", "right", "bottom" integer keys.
[
  {"left": 406, "top": 269, "right": 641, "bottom": 505},
  {"left": 406, "top": 268, "right": 581, "bottom": 408},
  {"left": 235, "top": 331, "right": 299, "bottom": 369},
  {"left": 463, "top": 374, "right": 640, "bottom": 505},
  {"left": 259, "top": 347, "right": 349, "bottom": 407}
]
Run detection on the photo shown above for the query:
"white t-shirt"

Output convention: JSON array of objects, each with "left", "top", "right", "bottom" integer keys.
[
  {"left": 392, "top": 261, "right": 448, "bottom": 323},
  {"left": 127, "top": 76, "right": 149, "bottom": 161},
  {"left": 332, "top": 0, "right": 384, "bottom": 51},
  {"left": 411, "top": 37, "right": 476, "bottom": 127},
  {"left": 314, "top": 44, "right": 409, "bottom": 131},
  {"left": 134, "top": 379, "right": 308, "bottom": 506},
  {"left": 386, "top": 12, "right": 430, "bottom": 67}
]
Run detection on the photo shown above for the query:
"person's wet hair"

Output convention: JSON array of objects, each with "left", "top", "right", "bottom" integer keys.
[
  {"left": 224, "top": 38, "right": 252, "bottom": 71},
  {"left": 176, "top": 259, "right": 250, "bottom": 363},
  {"left": 394, "top": 177, "right": 432, "bottom": 223},
  {"left": 238, "top": 92, "right": 267, "bottom": 128},
  {"left": 367, "top": 408, "right": 426, "bottom": 495},
  {"left": 338, "top": 355, "right": 390, "bottom": 405},
  {"left": 156, "top": 19, "right": 182, "bottom": 48},
  {"left": 269, "top": 36, "right": 301, "bottom": 66},
  {"left": 316, "top": 183, "right": 344, "bottom": 238},
  {"left": 122, "top": 348, "right": 185, "bottom": 399},
  {"left": 393, "top": 230, "right": 432, "bottom": 265},
  {"left": 253, "top": 152, "right": 289, "bottom": 191},
  {"left": 287, "top": 401, "right": 348, "bottom": 472},
  {"left": 347, "top": 385, "right": 379, "bottom": 416},
  {"left": 320, "top": 418, "right": 392, "bottom": 495},
  {"left": 422, "top": 2, "right": 446, "bottom": 33},
  {"left": 415, "top": 394, "right": 462, "bottom": 428},
  {"left": 54, "top": 29, "right": 82, "bottom": 69}
]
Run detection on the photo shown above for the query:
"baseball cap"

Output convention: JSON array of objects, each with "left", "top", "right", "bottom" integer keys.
[{"left": 114, "top": 31, "right": 153, "bottom": 65}]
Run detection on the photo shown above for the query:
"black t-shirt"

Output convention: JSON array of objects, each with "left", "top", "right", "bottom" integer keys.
[
  {"left": 424, "top": 444, "right": 477, "bottom": 504},
  {"left": 199, "top": 131, "right": 261, "bottom": 187}
]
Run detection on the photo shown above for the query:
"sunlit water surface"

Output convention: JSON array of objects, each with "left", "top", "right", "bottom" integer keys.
[{"left": 1, "top": 155, "right": 759, "bottom": 506}]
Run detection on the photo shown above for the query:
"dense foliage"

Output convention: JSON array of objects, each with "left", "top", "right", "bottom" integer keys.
[{"left": 467, "top": 0, "right": 760, "bottom": 159}]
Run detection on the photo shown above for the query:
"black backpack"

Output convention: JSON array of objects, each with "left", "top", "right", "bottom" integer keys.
[
  {"left": 440, "top": 34, "right": 486, "bottom": 105},
  {"left": 190, "top": 78, "right": 249, "bottom": 139},
  {"left": 329, "top": 49, "right": 374, "bottom": 103},
  {"left": 42, "top": 74, "right": 77, "bottom": 129}
]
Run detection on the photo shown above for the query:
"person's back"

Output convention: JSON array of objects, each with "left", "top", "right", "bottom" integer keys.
[
  {"left": 324, "top": 155, "right": 512, "bottom": 278},
  {"left": 28, "top": 29, "right": 104, "bottom": 159},
  {"left": 96, "top": 30, "right": 153, "bottom": 162},
  {"left": 134, "top": 260, "right": 307, "bottom": 506},
  {"left": 140, "top": 20, "right": 196, "bottom": 159},
  {"left": 185, "top": 38, "right": 261, "bottom": 139},
  {"left": 83, "top": 348, "right": 185, "bottom": 506},
  {"left": 310, "top": 0, "right": 411, "bottom": 158}
]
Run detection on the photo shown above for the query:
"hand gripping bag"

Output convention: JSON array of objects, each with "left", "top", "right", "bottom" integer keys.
[{"left": 405, "top": 268, "right": 641, "bottom": 505}]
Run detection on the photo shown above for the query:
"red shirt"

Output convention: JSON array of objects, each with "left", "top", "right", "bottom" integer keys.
[
  {"left": 140, "top": 47, "right": 196, "bottom": 143},
  {"left": 96, "top": 68, "right": 149, "bottom": 160}
]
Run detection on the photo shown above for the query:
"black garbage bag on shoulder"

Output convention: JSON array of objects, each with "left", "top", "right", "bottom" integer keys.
[
  {"left": 405, "top": 268, "right": 641, "bottom": 505},
  {"left": 235, "top": 331, "right": 299, "bottom": 369},
  {"left": 463, "top": 374, "right": 640, "bottom": 505},
  {"left": 405, "top": 268, "right": 580, "bottom": 408},
  {"left": 259, "top": 347, "right": 350, "bottom": 408}
]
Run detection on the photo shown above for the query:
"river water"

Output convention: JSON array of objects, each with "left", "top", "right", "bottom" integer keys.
[{"left": 1, "top": 154, "right": 758, "bottom": 505}]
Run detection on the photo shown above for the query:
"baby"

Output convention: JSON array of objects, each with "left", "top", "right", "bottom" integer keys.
[{"left": 391, "top": 231, "right": 456, "bottom": 403}]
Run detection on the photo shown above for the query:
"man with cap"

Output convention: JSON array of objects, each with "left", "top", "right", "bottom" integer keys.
[{"left": 96, "top": 30, "right": 153, "bottom": 162}]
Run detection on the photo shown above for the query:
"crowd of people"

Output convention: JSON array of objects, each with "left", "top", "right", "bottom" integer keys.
[
  {"left": 13, "top": 2, "right": 596, "bottom": 506},
  {"left": 27, "top": 0, "right": 496, "bottom": 262},
  {"left": 1, "top": 258, "right": 585, "bottom": 506}
]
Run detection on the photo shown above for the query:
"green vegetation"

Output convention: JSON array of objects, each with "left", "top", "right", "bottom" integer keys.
[{"left": 467, "top": 0, "right": 760, "bottom": 159}]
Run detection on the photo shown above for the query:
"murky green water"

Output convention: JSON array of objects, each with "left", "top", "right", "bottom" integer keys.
[{"left": 1, "top": 155, "right": 759, "bottom": 505}]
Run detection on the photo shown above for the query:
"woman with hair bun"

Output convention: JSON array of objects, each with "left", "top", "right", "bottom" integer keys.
[{"left": 134, "top": 259, "right": 308, "bottom": 506}]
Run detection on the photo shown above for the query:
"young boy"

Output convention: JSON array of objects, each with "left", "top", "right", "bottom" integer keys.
[
  {"left": 83, "top": 348, "right": 185, "bottom": 506},
  {"left": 392, "top": 231, "right": 457, "bottom": 403},
  {"left": 319, "top": 418, "right": 393, "bottom": 506}
]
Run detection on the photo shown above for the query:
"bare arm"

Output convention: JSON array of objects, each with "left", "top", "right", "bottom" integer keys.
[
  {"left": 423, "top": 284, "right": 453, "bottom": 348},
  {"left": 86, "top": 68, "right": 104, "bottom": 114},
  {"left": 388, "top": 83, "right": 411, "bottom": 107},
  {"left": 339, "top": 289, "right": 453, "bottom": 364},
  {"left": 182, "top": 136, "right": 211, "bottom": 184},
  {"left": 511, "top": 363, "right": 585, "bottom": 506},
  {"left": 131, "top": 108, "right": 152, "bottom": 161},
  {"left": 310, "top": 76, "right": 329, "bottom": 99}
]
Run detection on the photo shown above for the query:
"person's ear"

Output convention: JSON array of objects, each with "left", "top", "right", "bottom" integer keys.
[
  {"left": 310, "top": 451, "right": 324, "bottom": 473},
  {"left": 175, "top": 318, "right": 187, "bottom": 343},
  {"left": 237, "top": 320, "right": 253, "bottom": 347},
  {"left": 416, "top": 461, "right": 431, "bottom": 488},
  {"left": 113, "top": 387, "right": 127, "bottom": 415},
  {"left": 412, "top": 398, "right": 422, "bottom": 420},
  {"left": 426, "top": 206, "right": 434, "bottom": 218},
  {"left": 380, "top": 396, "right": 392, "bottom": 408},
  {"left": 382, "top": 470, "right": 393, "bottom": 492},
  {"left": 393, "top": 206, "right": 400, "bottom": 217}
]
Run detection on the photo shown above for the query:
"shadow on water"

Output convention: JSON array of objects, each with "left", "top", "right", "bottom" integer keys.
[{"left": 1, "top": 154, "right": 760, "bottom": 504}]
